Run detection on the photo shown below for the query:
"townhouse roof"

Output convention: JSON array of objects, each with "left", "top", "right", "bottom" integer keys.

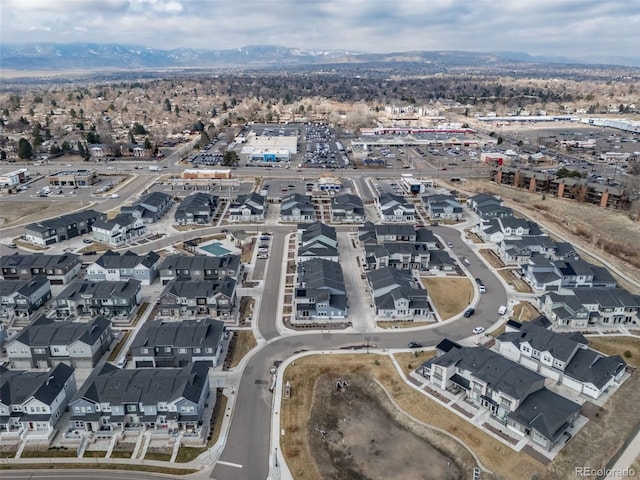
[
  {"left": 571, "top": 288, "right": 640, "bottom": 309},
  {"left": 229, "top": 192, "right": 266, "bottom": 213},
  {"left": 0, "top": 253, "right": 79, "bottom": 272},
  {"left": 297, "top": 258, "right": 345, "bottom": 293},
  {"left": 367, "top": 267, "right": 415, "bottom": 291},
  {"left": 159, "top": 254, "right": 241, "bottom": 276},
  {"left": 281, "top": 193, "right": 314, "bottom": 214},
  {"left": 332, "top": 193, "right": 364, "bottom": 210},
  {"left": 131, "top": 318, "right": 225, "bottom": 351},
  {"left": 564, "top": 349, "right": 626, "bottom": 389},
  {"left": 9, "top": 316, "right": 110, "bottom": 348},
  {"left": 57, "top": 279, "right": 140, "bottom": 301},
  {"left": 298, "top": 244, "right": 339, "bottom": 258},
  {"left": 134, "top": 191, "right": 172, "bottom": 209},
  {"left": 428, "top": 249, "right": 456, "bottom": 267},
  {"left": 26, "top": 209, "right": 104, "bottom": 234},
  {"left": 0, "top": 363, "right": 74, "bottom": 407},
  {"left": 94, "top": 250, "right": 160, "bottom": 270},
  {"left": 175, "top": 193, "right": 218, "bottom": 220},
  {"left": 497, "top": 322, "right": 587, "bottom": 362},
  {"left": 0, "top": 276, "right": 50, "bottom": 299},
  {"left": 300, "top": 221, "right": 337, "bottom": 244},
  {"left": 92, "top": 213, "right": 138, "bottom": 231},
  {"left": 162, "top": 276, "right": 236, "bottom": 300}
]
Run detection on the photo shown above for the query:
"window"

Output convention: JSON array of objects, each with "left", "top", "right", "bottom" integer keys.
[
  {"left": 141, "top": 348, "right": 149, "bottom": 354},
  {"left": 178, "top": 348, "right": 187, "bottom": 354},
  {"left": 127, "top": 405, "right": 136, "bottom": 413},
  {"left": 193, "top": 348, "right": 201, "bottom": 354},
  {"left": 164, "top": 347, "right": 171, "bottom": 353},
  {"left": 205, "top": 348, "right": 213, "bottom": 354}
]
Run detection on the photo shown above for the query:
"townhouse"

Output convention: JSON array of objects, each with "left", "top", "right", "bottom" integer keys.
[
  {"left": 522, "top": 258, "right": 617, "bottom": 292},
  {"left": 330, "top": 194, "right": 365, "bottom": 223},
  {"left": 130, "top": 318, "right": 226, "bottom": 368},
  {"left": 295, "top": 258, "right": 347, "bottom": 322},
  {"left": 91, "top": 214, "right": 147, "bottom": 247},
  {"left": 1, "top": 253, "right": 81, "bottom": 285},
  {"left": 174, "top": 192, "right": 218, "bottom": 225},
  {"left": 419, "top": 340, "right": 581, "bottom": 451},
  {"left": 496, "top": 319, "right": 626, "bottom": 399},
  {"left": 25, "top": 210, "right": 106, "bottom": 246},
  {"left": 297, "top": 222, "right": 339, "bottom": 263},
  {"left": 280, "top": 193, "right": 316, "bottom": 223},
  {"left": 0, "top": 363, "right": 77, "bottom": 439},
  {"left": 358, "top": 222, "right": 417, "bottom": 244},
  {"left": 477, "top": 217, "right": 539, "bottom": 244},
  {"left": 366, "top": 267, "right": 431, "bottom": 320},
  {"left": 69, "top": 362, "right": 210, "bottom": 434},
  {"left": 157, "top": 277, "right": 237, "bottom": 320},
  {"left": 497, "top": 236, "right": 565, "bottom": 265},
  {"left": 466, "top": 193, "right": 513, "bottom": 219},
  {"left": 86, "top": 250, "right": 161, "bottom": 286},
  {"left": 376, "top": 193, "right": 415, "bottom": 222},
  {"left": 121, "top": 191, "right": 173, "bottom": 224},
  {"left": 363, "top": 242, "right": 431, "bottom": 271},
  {"left": 158, "top": 254, "right": 242, "bottom": 285},
  {"left": 228, "top": 192, "right": 267, "bottom": 223},
  {"left": 0, "top": 276, "right": 51, "bottom": 319},
  {"left": 6, "top": 316, "right": 112, "bottom": 369},
  {"left": 421, "top": 194, "right": 463, "bottom": 220},
  {"left": 55, "top": 279, "right": 141, "bottom": 319}
]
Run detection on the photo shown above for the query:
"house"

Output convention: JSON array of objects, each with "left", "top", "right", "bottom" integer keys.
[
  {"left": 174, "top": 193, "right": 218, "bottom": 225},
  {"left": 522, "top": 258, "right": 617, "bottom": 292},
  {"left": 363, "top": 242, "right": 431, "bottom": 271},
  {"left": 496, "top": 320, "right": 627, "bottom": 399},
  {"left": 157, "top": 278, "right": 237, "bottom": 320},
  {"left": 466, "top": 193, "right": 513, "bottom": 219},
  {"left": 158, "top": 254, "right": 242, "bottom": 285},
  {"left": 358, "top": 222, "right": 417, "bottom": 244},
  {"left": 376, "top": 194, "right": 415, "bottom": 222},
  {"left": 419, "top": 343, "right": 581, "bottom": 451},
  {"left": 25, "top": 210, "right": 106, "bottom": 246},
  {"left": 69, "top": 362, "right": 210, "bottom": 434},
  {"left": 228, "top": 193, "right": 267, "bottom": 223},
  {"left": 0, "top": 363, "right": 76, "bottom": 439},
  {"left": 91, "top": 214, "right": 146, "bottom": 247},
  {"left": 280, "top": 193, "right": 316, "bottom": 223},
  {"left": 331, "top": 194, "right": 365, "bottom": 223},
  {"left": 0, "top": 277, "right": 51, "bottom": 319},
  {"left": 366, "top": 267, "right": 431, "bottom": 320},
  {"left": 477, "top": 217, "right": 538, "bottom": 243},
  {"left": 6, "top": 316, "right": 112, "bottom": 369},
  {"left": 227, "top": 230, "right": 252, "bottom": 248},
  {"left": 1, "top": 253, "right": 81, "bottom": 285},
  {"left": 295, "top": 258, "right": 347, "bottom": 322},
  {"left": 86, "top": 250, "right": 161, "bottom": 286},
  {"left": 497, "top": 236, "right": 558, "bottom": 265},
  {"left": 297, "top": 222, "right": 339, "bottom": 262},
  {"left": 121, "top": 191, "right": 172, "bottom": 224},
  {"left": 421, "top": 194, "right": 463, "bottom": 220},
  {"left": 130, "top": 318, "right": 226, "bottom": 368},
  {"left": 55, "top": 279, "right": 141, "bottom": 319}
]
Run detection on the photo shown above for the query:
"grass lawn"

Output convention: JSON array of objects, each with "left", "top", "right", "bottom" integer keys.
[
  {"left": 588, "top": 336, "right": 640, "bottom": 368},
  {"left": 241, "top": 240, "right": 256, "bottom": 263},
  {"left": 83, "top": 450, "right": 107, "bottom": 458},
  {"left": 377, "top": 321, "right": 431, "bottom": 329},
  {"left": 107, "top": 330, "right": 132, "bottom": 362},
  {"left": 131, "top": 302, "right": 150, "bottom": 327},
  {"left": 393, "top": 350, "right": 436, "bottom": 377},
  {"left": 0, "top": 451, "right": 16, "bottom": 458},
  {"left": 109, "top": 450, "right": 133, "bottom": 459},
  {"left": 238, "top": 296, "right": 255, "bottom": 322},
  {"left": 511, "top": 301, "right": 540, "bottom": 321},
  {"left": 479, "top": 248, "right": 505, "bottom": 268},
  {"left": 77, "top": 242, "right": 112, "bottom": 253},
  {"left": 144, "top": 451, "right": 172, "bottom": 462},
  {"left": 421, "top": 277, "right": 473, "bottom": 320},
  {"left": 0, "top": 463, "right": 197, "bottom": 475},
  {"left": 497, "top": 269, "right": 532, "bottom": 293},
  {"left": 21, "top": 448, "right": 77, "bottom": 458},
  {"left": 464, "top": 229, "right": 484, "bottom": 244},
  {"left": 229, "top": 330, "right": 257, "bottom": 368},
  {"left": 14, "top": 239, "right": 47, "bottom": 250}
]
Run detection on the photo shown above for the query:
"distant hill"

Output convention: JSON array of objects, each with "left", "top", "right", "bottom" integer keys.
[{"left": 2, "top": 43, "right": 639, "bottom": 70}]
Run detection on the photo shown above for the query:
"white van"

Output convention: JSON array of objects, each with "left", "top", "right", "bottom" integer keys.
[
  {"left": 479, "top": 285, "right": 486, "bottom": 294},
  {"left": 498, "top": 305, "right": 507, "bottom": 315}
]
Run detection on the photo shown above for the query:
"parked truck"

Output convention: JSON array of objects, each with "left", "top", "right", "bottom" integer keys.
[{"left": 149, "top": 166, "right": 160, "bottom": 171}]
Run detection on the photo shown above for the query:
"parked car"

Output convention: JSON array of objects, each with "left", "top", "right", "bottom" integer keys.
[
  {"left": 447, "top": 242, "right": 453, "bottom": 248},
  {"left": 83, "top": 239, "right": 93, "bottom": 244},
  {"left": 408, "top": 341, "right": 422, "bottom": 348},
  {"left": 463, "top": 308, "right": 475, "bottom": 318},
  {"left": 472, "top": 326, "right": 485, "bottom": 334},
  {"left": 82, "top": 250, "right": 97, "bottom": 256}
]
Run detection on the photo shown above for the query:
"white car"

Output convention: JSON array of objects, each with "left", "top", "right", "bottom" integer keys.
[
  {"left": 109, "top": 194, "right": 119, "bottom": 198},
  {"left": 472, "top": 327, "right": 485, "bottom": 335}
]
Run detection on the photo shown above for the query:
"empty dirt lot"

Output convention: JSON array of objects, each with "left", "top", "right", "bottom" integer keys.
[{"left": 0, "top": 200, "right": 87, "bottom": 227}]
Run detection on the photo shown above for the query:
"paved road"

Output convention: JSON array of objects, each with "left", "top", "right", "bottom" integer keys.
[{"left": 0, "top": 471, "right": 185, "bottom": 480}]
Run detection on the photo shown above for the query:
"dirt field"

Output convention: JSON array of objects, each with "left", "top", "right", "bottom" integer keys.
[
  {"left": 308, "top": 375, "right": 461, "bottom": 480},
  {"left": 511, "top": 302, "right": 540, "bottom": 321},
  {"left": 228, "top": 330, "right": 257, "bottom": 368},
  {"left": 0, "top": 200, "right": 87, "bottom": 227},
  {"left": 588, "top": 336, "right": 640, "bottom": 368},
  {"left": 421, "top": 277, "right": 474, "bottom": 320}
]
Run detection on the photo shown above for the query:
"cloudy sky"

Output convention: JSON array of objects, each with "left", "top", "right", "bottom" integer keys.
[{"left": 2, "top": 0, "right": 638, "bottom": 58}]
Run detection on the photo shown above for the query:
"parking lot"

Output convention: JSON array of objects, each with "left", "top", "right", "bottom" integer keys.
[
  {"left": 149, "top": 179, "right": 255, "bottom": 198},
  {"left": 301, "top": 123, "right": 349, "bottom": 169},
  {"left": 260, "top": 178, "right": 312, "bottom": 199}
]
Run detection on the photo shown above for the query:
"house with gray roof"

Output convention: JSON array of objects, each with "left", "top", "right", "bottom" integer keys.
[
  {"left": 376, "top": 193, "right": 415, "bottom": 222},
  {"left": 0, "top": 276, "right": 51, "bottom": 319},
  {"left": 55, "top": 279, "right": 141, "bottom": 320},
  {"left": 69, "top": 362, "right": 210, "bottom": 435},
  {"left": 522, "top": 258, "right": 617, "bottom": 292},
  {"left": 280, "top": 193, "right": 316, "bottom": 223},
  {"left": 331, "top": 194, "right": 365, "bottom": 223},
  {"left": 6, "top": 316, "right": 112, "bottom": 369},
  {"left": 131, "top": 318, "right": 226, "bottom": 368},
  {"left": 228, "top": 192, "right": 266, "bottom": 223},
  {"left": 295, "top": 258, "right": 347, "bottom": 323},
  {"left": 297, "top": 222, "right": 339, "bottom": 263},
  {"left": 419, "top": 342, "right": 580, "bottom": 451},
  {"left": 1, "top": 253, "right": 81, "bottom": 285},
  {"left": 496, "top": 320, "right": 626, "bottom": 398},
  {"left": 121, "top": 191, "right": 172, "bottom": 224},
  {"left": 158, "top": 254, "right": 242, "bottom": 285},
  {"left": 421, "top": 194, "right": 463, "bottom": 220},
  {"left": 358, "top": 222, "right": 417, "bottom": 244},
  {"left": 366, "top": 267, "right": 431, "bottom": 320},
  {"left": 174, "top": 193, "right": 218, "bottom": 225},
  {"left": 467, "top": 193, "right": 514, "bottom": 219},
  {"left": 91, "top": 214, "right": 146, "bottom": 247},
  {"left": 364, "top": 242, "right": 431, "bottom": 271},
  {"left": 477, "top": 217, "right": 537, "bottom": 243},
  {"left": 0, "top": 363, "right": 76, "bottom": 439},
  {"left": 86, "top": 250, "right": 161, "bottom": 286},
  {"left": 25, "top": 209, "right": 106, "bottom": 246},
  {"left": 157, "top": 277, "right": 237, "bottom": 320}
]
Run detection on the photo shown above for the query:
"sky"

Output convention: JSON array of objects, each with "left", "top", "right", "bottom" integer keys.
[{"left": 2, "top": 0, "right": 639, "bottom": 58}]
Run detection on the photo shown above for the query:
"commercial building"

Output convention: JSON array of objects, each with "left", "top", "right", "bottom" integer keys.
[
  {"left": 0, "top": 169, "right": 30, "bottom": 187},
  {"left": 47, "top": 169, "right": 98, "bottom": 188}
]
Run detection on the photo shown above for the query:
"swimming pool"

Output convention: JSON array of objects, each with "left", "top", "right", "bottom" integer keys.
[{"left": 198, "top": 241, "right": 232, "bottom": 256}]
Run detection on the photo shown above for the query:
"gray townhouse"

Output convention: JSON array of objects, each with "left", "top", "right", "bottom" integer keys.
[
  {"left": 228, "top": 192, "right": 267, "bottom": 223},
  {"left": 0, "top": 363, "right": 76, "bottom": 440},
  {"left": 86, "top": 250, "right": 161, "bottom": 286},
  {"left": 121, "top": 191, "right": 173, "bottom": 224},
  {"left": 295, "top": 258, "right": 347, "bottom": 323},
  {"left": 477, "top": 217, "right": 541, "bottom": 243},
  {"left": 522, "top": 258, "right": 617, "bottom": 292},
  {"left": 364, "top": 242, "right": 431, "bottom": 271},
  {"left": 496, "top": 319, "right": 627, "bottom": 399},
  {"left": 376, "top": 193, "right": 415, "bottom": 222},
  {"left": 158, "top": 254, "right": 242, "bottom": 285},
  {"left": 6, "top": 316, "right": 112, "bottom": 369},
  {"left": 496, "top": 236, "right": 559, "bottom": 265},
  {"left": 466, "top": 193, "right": 513, "bottom": 219},
  {"left": 174, "top": 192, "right": 218, "bottom": 225},
  {"left": 0, "top": 276, "right": 51, "bottom": 319},
  {"left": 25, "top": 209, "right": 106, "bottom": 246},
  {"left": 358, "top": 222, "right": 417, "bottom": 244},
  {"left": 1, "top": 253, "right": 81, "bottom": 285},
  {"left": 330, "top": 194, "right": 365, "bottom": 223},
  {"left": 280, "top": 193, "right": 316, "bottom": 223},
  {"left": 69, "top": 362, "right": 210, "bottom": 435},
  {"left": 419, "top": 340, "right": 581, "bottom": 451},
  {"left": 297, "top": 222, "right": 339, "bottom": 263},
  {"left": 540, "top": 288, "right": 640, "bottom": 329},
  {"left": 366, "top": 267, "right": 431, "bottom": 320},
  {"left": 91, "top": 214, "right": 147, "bottom": 247},
  {"left": 130, "top": 318, "right": 226, "bottom": 368},
  {"left": 55, "top": 279, "right": 141, "bottom": 320},
  {"left": 157, "top": 277, "right": 237, "bottom": 320},
  {"left": 421, "top": 194, "right": 463, "bottom": 220}
]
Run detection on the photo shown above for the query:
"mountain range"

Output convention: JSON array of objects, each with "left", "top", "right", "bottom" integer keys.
[{"left": 2, "top": 43, "right": 639, "bottom": 71}]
